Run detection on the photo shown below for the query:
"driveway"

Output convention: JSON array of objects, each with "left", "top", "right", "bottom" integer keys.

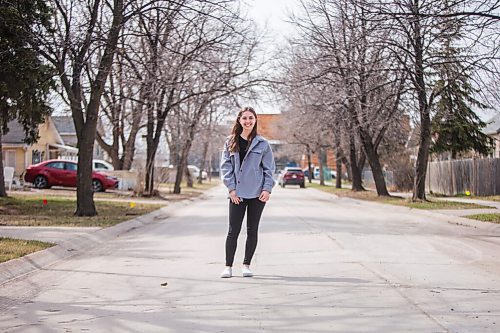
[{"left": 1, "top": 185, "right": 499, "bottom": 332}]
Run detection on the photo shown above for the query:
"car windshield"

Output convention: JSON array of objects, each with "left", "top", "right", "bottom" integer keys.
[{"left": 286, "top": 168, "right": 303, "bottom": 173}]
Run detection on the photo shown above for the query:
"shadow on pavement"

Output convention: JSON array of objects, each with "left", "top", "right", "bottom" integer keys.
[{"left": 253, "top": 275, "right": 370, "bottom": 284}]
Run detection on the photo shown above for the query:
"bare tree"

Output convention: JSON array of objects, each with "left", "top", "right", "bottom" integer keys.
[
  {"left": 134, "top": 1, "right": 254, "bottom": 196},
  {"left": 32, "top": 0, "right": 129, "bottom": 216},
  {"left": 169, "top": 37, "right": 266, "bottom": 193},
  {"left": 282, "top": 0, "right": 408, "bottom": 195},
  {"left": 96, "top": 35, "right": 145, "bottom": 170},
  {"left": 359, "top": 0, "right": 499, "bottom": 200}
]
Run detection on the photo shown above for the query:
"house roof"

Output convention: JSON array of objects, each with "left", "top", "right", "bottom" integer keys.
[
  {"left": 52, "top": 116, "right": 75, "bottom": 134},
  {"left": 2, "top": 120, "right": 27, "bottom": 144},
  {"left": 483, "top": 114, "right": 500, "bottom": 135},
  {"left": 3, "top": 117, "right": 66, "bottom": 146}
]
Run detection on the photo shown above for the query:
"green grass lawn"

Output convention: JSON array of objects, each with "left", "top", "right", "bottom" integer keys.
[
  {"left": 306, "top": 182, "right": 491, "bottom": 210},
  {"left": 0, "top": 237, "right": 53, "bottom": 263},
  {"left": 465, "top": 213, "right": 500, "bottom": 224}
]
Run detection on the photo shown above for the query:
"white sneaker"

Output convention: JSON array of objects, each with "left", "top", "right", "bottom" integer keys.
[
  {"left": 220, "top": 267, "right": 232, "bottom": 278},
  {"left": 242, "top": 266, "right": 253, "bottom": 277}
]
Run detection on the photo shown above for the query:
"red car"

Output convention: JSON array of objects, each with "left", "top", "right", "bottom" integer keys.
[
  {"left": 24, "top": 160, "right": 119, "bottom": 192},
  {"left": 279, "top": 167, "right": 305, "bottom": 188}
]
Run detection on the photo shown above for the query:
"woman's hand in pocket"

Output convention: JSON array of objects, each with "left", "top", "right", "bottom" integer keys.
[{"left": 229, "top": 190, "right": 241, "bottom": 204}]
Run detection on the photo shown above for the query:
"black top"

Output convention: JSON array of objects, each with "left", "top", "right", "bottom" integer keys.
[{"left": 239, "top": 135, "right": 249, "bottom": 165}]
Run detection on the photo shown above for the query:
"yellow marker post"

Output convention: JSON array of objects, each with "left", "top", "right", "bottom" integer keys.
[{"left": 129, "top": 202, "right": 136, "bottom": 209}]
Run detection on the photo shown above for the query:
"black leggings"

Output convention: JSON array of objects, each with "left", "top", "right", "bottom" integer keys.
[{"left": 225, "top": 198, "right": 266, "bottom": 267}]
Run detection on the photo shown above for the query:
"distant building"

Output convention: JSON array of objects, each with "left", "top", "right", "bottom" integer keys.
[
  {"left": 1, "top": 116, "right": 109, "bottom": 177},
  {"left": 257, "top": 114, "right": 283, "bottom": 145},
  {"left": 1, "top": 118, "right": 77, "bottom": 177}
]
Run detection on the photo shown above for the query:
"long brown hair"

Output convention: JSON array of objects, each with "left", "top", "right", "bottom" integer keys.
[{"left": 228, "top": 106, "right": 258, "bottom": 153}]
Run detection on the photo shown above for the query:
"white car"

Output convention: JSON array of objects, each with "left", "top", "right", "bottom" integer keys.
[
  {"left": 93, "top": 159, "right": 114, "bottom": 172},
  {"left": 188, "top": 165, "right": 208, "bottom": 180}
]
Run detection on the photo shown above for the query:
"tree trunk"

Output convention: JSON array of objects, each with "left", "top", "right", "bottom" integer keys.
[
  {"left": 335, "top": 149, "right": 342, "bottom": 189},
  {"left": 318, "top": 147, "right": 326, "bottom": 186},
  {"left": 75, "top": 126, "right": 97, "bottom": 216},
  {"left": 144, "top": 143, "right": 156, "bottom": 197},
  {"left": 185, "top": 164, "right": 193, "bottom": 188},
  {"left": 342, "top": 156, "right": 352, "bottom": 182},
  {"left": 198, "top": 112, "right": 214, "bottom": 184},
  {"left": 348, "top": 132, "right": 364, "bottom": 191},
  {"left": 359, "top": 129, "right": 390, "bottom": 196},
  {"left": 199, "top": 139, "right": 209, "bottom": 184},
  {"left": 144, "top": 111, "right": 166, "bottom": 196},
  {"left": 334, "top": 136, "right": 342, "bottom": 188},
  {"left": 73, "top": 0, "right": 124, "bottom": 215},
  {"left": 411, "top": 8, "right": 431, "bottom": 201},
  {"left": 0, "top": 134, "right": 6, "bottom": 197},
  {"left": 306, "top": 146, "right": 313, "bottom": 183},
  {"left": 173, "top": 102, "right": 208, "bottom": 193},
  {"left": 173, "top": 159, "right": 186, "bottom": 194},
  {"left": 413, "top": 112, "right": 431, "bottom": 201}
]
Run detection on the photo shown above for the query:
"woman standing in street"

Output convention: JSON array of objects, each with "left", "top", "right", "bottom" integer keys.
[{"left": 219, "top": 106, "right": 276, "bottom": 278}]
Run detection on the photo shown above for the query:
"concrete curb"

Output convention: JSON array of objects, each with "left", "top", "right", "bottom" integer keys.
[{"left": 0, "top": 197, "right": 195, "bottom": 286}]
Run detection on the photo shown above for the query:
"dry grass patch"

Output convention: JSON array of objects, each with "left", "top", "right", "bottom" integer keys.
[
  {"left": 470, "top": 195, "right": 500, "bottom": 202},
  {"left": 1, "top": 180, "right": 220, "bottom": 227},
  {"left": 387, "top": 199, "right": 490, "bottom": 210},
  {"left": 0, "top": 237, "right": 53, "bottom": 263},
  {"left": 307, "top": 182, "right": 491, "bottom": 210},
  {"left": 465, "top": 213, "right": 500, "bottom": 224},
  {"left": 0, "top": 195, "right": 163, "bottom": 227}
]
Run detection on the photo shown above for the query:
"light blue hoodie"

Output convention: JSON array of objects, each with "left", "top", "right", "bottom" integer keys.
[{"left": 220, "top": 135, "right": 276, "bottom": 199}]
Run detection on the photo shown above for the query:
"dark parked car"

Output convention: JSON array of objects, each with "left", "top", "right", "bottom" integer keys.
[
  {"left": 279, "top": 167, "right": 305, "bottom": 188},
  {"left": 24, "top": 160, "right": 119, "bottom": 192}
]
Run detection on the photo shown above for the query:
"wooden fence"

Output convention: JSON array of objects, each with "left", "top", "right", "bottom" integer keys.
[{"left": 426, "top": 158, "right": 500, "bottom": 196}]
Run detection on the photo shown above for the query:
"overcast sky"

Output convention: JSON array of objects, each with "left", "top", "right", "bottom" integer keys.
[
  {"left": 247, "top": 0, "right": 295, "bottom": 39},
  {"left": 243, "top": 0, "right": 300, "bottom": 114}
]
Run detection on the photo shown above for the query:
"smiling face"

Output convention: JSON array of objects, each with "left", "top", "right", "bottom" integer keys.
[{"left": 239, "top": 111, "right": 256, "bottom": 132}]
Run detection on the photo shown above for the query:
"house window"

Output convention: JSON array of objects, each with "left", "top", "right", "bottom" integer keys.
[
  {"left": 32, "top": 150, "right": 44, "bottom": 164},
  {"left": 3, "top": 150, "right": 16, "bottom": 168}
]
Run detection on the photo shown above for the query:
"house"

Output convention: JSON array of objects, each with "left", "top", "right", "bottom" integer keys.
[
  {"left": 52, "top": 116, "right": 78, "bottom": 147},
  {"left": 484, "top": 114, "right": 500, "bottom": 158},
  {"left": 1, "top": 118, "right": 78, "bottom": 177},
  {"left": 52, "top": 116, "right": 105, "bottom": 160}
]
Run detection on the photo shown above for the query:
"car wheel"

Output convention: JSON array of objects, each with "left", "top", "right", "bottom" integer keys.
[
  {"left": 33, "top": 175, "right": 48, "bottom": 189},
  {"left": 300, "top": 183, "right": 305, "bottom": 188},
  {"left": 92, "top": 179, "right": 103, "bottom": 192},
  {"left": 282, "top": 183, "right": 285, "bottom": 188}
]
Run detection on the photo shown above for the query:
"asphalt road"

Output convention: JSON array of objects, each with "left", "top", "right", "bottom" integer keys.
[{"left": 1, "top": 185, "right": 500, "bottom": 332}]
